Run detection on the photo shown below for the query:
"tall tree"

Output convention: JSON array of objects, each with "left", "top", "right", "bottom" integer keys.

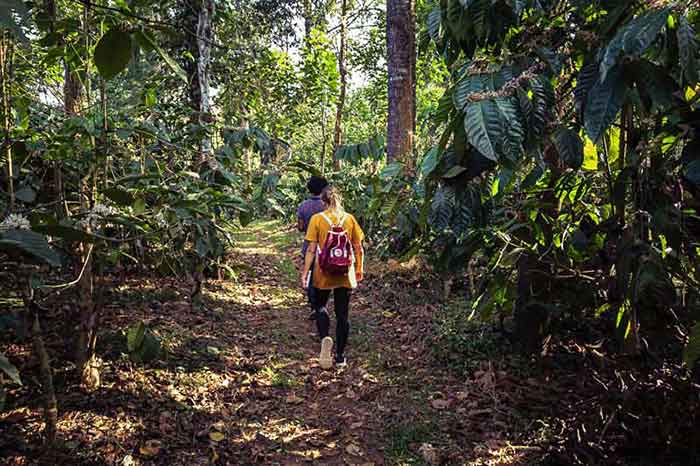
[
  {"left": 332, "top": 0, "right": 349, "bottom": 169},
  {"left": 386, "top": 0, "right": 415, "bottom": 170},
  {"left": 183, "top": 0, "right": 215, "bottom": 162}
]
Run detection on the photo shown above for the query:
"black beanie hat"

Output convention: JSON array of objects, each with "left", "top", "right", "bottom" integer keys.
[{"left": 307, "top": 176, "right": 329, "bottom": 195}]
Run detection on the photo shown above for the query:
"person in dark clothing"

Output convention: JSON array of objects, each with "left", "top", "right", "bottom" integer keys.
[{"left": 297, "top": 176, "right": 328, "bottom": 320}]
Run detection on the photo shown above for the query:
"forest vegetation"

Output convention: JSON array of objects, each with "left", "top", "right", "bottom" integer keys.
[{"left": 1, "top": 0, "right": 700, "bottom": 464}]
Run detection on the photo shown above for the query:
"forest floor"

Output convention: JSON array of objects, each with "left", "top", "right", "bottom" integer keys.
[{"left": 2, "top": 220, "right": 574, "bottom": 465}]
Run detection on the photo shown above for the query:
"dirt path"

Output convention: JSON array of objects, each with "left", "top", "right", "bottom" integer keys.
[{"left": 2, "top": 220, "right": 540, "bottom": 465}]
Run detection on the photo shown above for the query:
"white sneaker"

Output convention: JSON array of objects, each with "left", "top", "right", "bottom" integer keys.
[{"left": 319, "top": 336, "right": 333, "bottom": 369}]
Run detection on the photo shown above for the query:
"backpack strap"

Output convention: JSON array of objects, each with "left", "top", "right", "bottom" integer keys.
[
  {"left": 321, "top": 212, "right": 348, "bottom": 228},
  {"left": 320, "top": 212, "right": 334, "bottom": 227}
]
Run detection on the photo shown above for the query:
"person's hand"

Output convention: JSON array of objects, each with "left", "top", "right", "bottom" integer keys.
[
  {"left": 355, "top": 270, "right": 363, "bottom": 282},
  {"left": 300, "top": 274, "right": 308, "bottom": 290}
]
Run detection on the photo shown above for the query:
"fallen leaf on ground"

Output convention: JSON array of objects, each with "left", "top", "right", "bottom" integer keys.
[
  {"left": 209, "top": 431, "right": 225, "bottom": 442},
  {"left": 139, "top": 439, "right": 162, "bottom": 457},
  {"left": 419, "top": 443, "right": 440, "bottom": 465},
  {"left": 431, "top": 399, "right": 450, "bottom": 409},
  {"left": 345, "top": 443, "right": 363, "bottom": 456}
]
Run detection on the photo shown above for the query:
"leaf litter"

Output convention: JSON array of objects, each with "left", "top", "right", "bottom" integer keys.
[{"left": 1, "top": 221, "right": 555, "bottom": 465}]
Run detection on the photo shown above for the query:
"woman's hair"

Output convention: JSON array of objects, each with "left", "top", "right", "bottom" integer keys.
[{"left": 321, "top": 186, "right": 345, "bottom": 216}]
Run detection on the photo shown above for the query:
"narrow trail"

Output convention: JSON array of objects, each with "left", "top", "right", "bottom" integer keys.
[{"left": 3, "top": 220, "right": 539, "bottom": 465}]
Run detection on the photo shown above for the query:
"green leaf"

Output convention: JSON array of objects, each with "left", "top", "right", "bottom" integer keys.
[
  {"left": 33, "top": 224, "right": 95, "bottom": 243},
  {"left": 684, "top": 321, "right": 700, "bottom": 367},
  {"left": 575, "top": 59, "right": 598, "bottom": 118},
  {"left": 464, "top": 100, "right": 501, "bottom": 161},
  {"left": 443, "top": 165, "right": 467, "bottom": 178},
  {"left": 134, "top": 332, "right": 161, "bottom": 363},
  {"left": 584, "top": 65, "right": 627, "bottom": 143},
  {"left": 427, "top": 7, "right": 443, "bottom": 43},
  {"left": 0, "top": 352, "right": 21, "bottom": 385},
  {"left": 0, "top": 229, "right": 61, "bottom": 266},
  {"left": 420, "top": 148, "right": 440, "bottom": 177},
  {"left": 553, "top": 127, "right": 583, "bottom": 169},
  {"left": 380, "top": 162, "right": 402, "bottom": 180},
  {"left": 454, "top": 73, "right": 485, "bottom": 110},
  {"left": 127, "top": 321, "right": 161, "bottom": 364},
  {"left": 94, "top": 28, "right": 134, "bottom": 80},
  {"left": 134, "top": 29, "right": 189, "bottom": 83},
  {"left": 582, "top": 135, "right": 598, "bottom": 171},
  {"left": 633, "top": 60, "right": 676, "bottom": 112},
  {"left": 14, "top": 187, "right": 36, "bottom": 203},
  {"left": 127, "top": 321, "right": 146, "bottom": 353},
  {"left": 430, "top": 186, "right": 455, "bottom": 230},
  {"left": 103, "top": 187, "right": 135, "bottom": 206},
  {"left": 599, "top": 9, "right": 668, "bottom": 82},
  {"left": 494, "top": 96, "right": 524, "bottom": 160},
  {"left": 678, "top": 16, "right": 699, "bottom": 84}
]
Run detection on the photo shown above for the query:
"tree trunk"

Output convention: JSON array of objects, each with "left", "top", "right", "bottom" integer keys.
[
  {"left": 23, "top": 277, "right": 57, "bottom": 445},
  {"left": 184, "top": 0, "right": 215, "bottom": 164},
  {"left": 76, "top": 4, "right": 98, "bottom": 388},
  {"left": 304, "top": 0, "right": 313, "bottom": 39},
  {"left": 332, "top": 0, "right": 348, "bottom": 171},
  {"left": 386, "top": 0, "right": 416, "bottom": 171},
  {"left": 182, "top": 0, "right": 215, "bottom": 310},
  {"left": 514, "top": 254, "right": 549, "bottom": 354},
  {"left": 0, "top": 31, "right": 14, "bottom": 211}
]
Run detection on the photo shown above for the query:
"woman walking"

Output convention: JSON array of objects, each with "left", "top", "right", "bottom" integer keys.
[{"left": 301, "top": 186, "right": 364, "bottom": 369}]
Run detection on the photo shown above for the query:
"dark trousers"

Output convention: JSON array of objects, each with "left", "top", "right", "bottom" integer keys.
[{"left": 315, "top": 288, "right": 351, "bottom": 357}]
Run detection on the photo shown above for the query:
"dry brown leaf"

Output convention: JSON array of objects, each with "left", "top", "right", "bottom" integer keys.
[
  {"left": 431, "top": 399, "right": 449, "bottom": 409},
  {"left": 350, "top": 421, "right": 364, "bottom": 430},
  {"left": 209, "top": 431, "right": 225, "bottom": 442},
  {"left": 345, "top": 443, "right": 363, "bottom": 456},
  {"left": 286, "top": 393, "right": 303, "bottom": 404},
  {"left": 139, "top": 439, "right": 162, "bottom": 457},
  {"left": 418, "top": 443, "right": 440, "bottom": 465}
]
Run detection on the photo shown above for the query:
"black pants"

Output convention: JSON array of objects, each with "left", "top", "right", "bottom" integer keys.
[{"left": 315, "top": 288, "right": 351, "bottom": 357}]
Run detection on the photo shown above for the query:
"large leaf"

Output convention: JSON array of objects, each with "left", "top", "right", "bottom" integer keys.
[
  {"left": 529, "top": 75, "right": 554, "bottom": 137},
  {"left": 127, "top": 321, "right": 146, "bottom": 353},
  {"left": 427, "top": 7, "right": 443, "bottom": 43},
  {"left": 94, "top": 28, "right": 133, "bottom": 80},
  {"left": 633, "top": 60, "right": 676, "bottom": 112},
  {"left": 553, "top": 127, "right": 583, "bottom": 169},
  {"left": 14, "top": 186, "right": 36, "bottom": 203},
  {"left": 574, "top": 59, "right": 598, "bottom": 118},
  {"left": 494, "top": 96, "right": 524, "bottom": 160},
  {"left": 103, "top": 187, "right": 135, "bottom": 206},
  {"left": 599, "top": 9, "right": 669, "bottom": 82},
  {"left": 0, "top": 229, "right": 61, "bottom": 266},
  {"left": 134, "top": 29, "right": 189, "bottom": 83},
  {"left": 465, "top": 99, "right": 501, "bottom": 161},
  {"left": 33, "top": 224, "right": 96, "bottom": 243},
  {"left": 420, "top": 147, "right": 440, "bottom": 177},
  {"left": 443, "top": 165, "right": 467, "bottom": 178},
  {"left": 678, "top": 16, "right": 699, "bottom": 84},
  {"left": 454, "top": 72, "right": 485, "bottom": 110},
  {"left": 0, "top": 352, "right": 21, "bottom": 385},
  {"left": 430, "top": 186, "right": 455, "bottom": 230},
  {"left": 584, "top": 65, "right": 627, "bottom": 143}
]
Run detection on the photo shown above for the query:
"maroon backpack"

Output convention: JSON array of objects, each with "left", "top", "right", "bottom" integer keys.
[{"left": 317, "top": 213, "right": 353, "bottom": 275}]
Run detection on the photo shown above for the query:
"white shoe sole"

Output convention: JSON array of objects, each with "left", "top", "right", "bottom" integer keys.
[{"left": 319, "top": 336, "right": 333, "bottom": 369}]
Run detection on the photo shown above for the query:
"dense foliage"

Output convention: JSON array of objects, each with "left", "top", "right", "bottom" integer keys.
[{"left": 2, "top": 0, "right": 700, "bottom": 462}]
